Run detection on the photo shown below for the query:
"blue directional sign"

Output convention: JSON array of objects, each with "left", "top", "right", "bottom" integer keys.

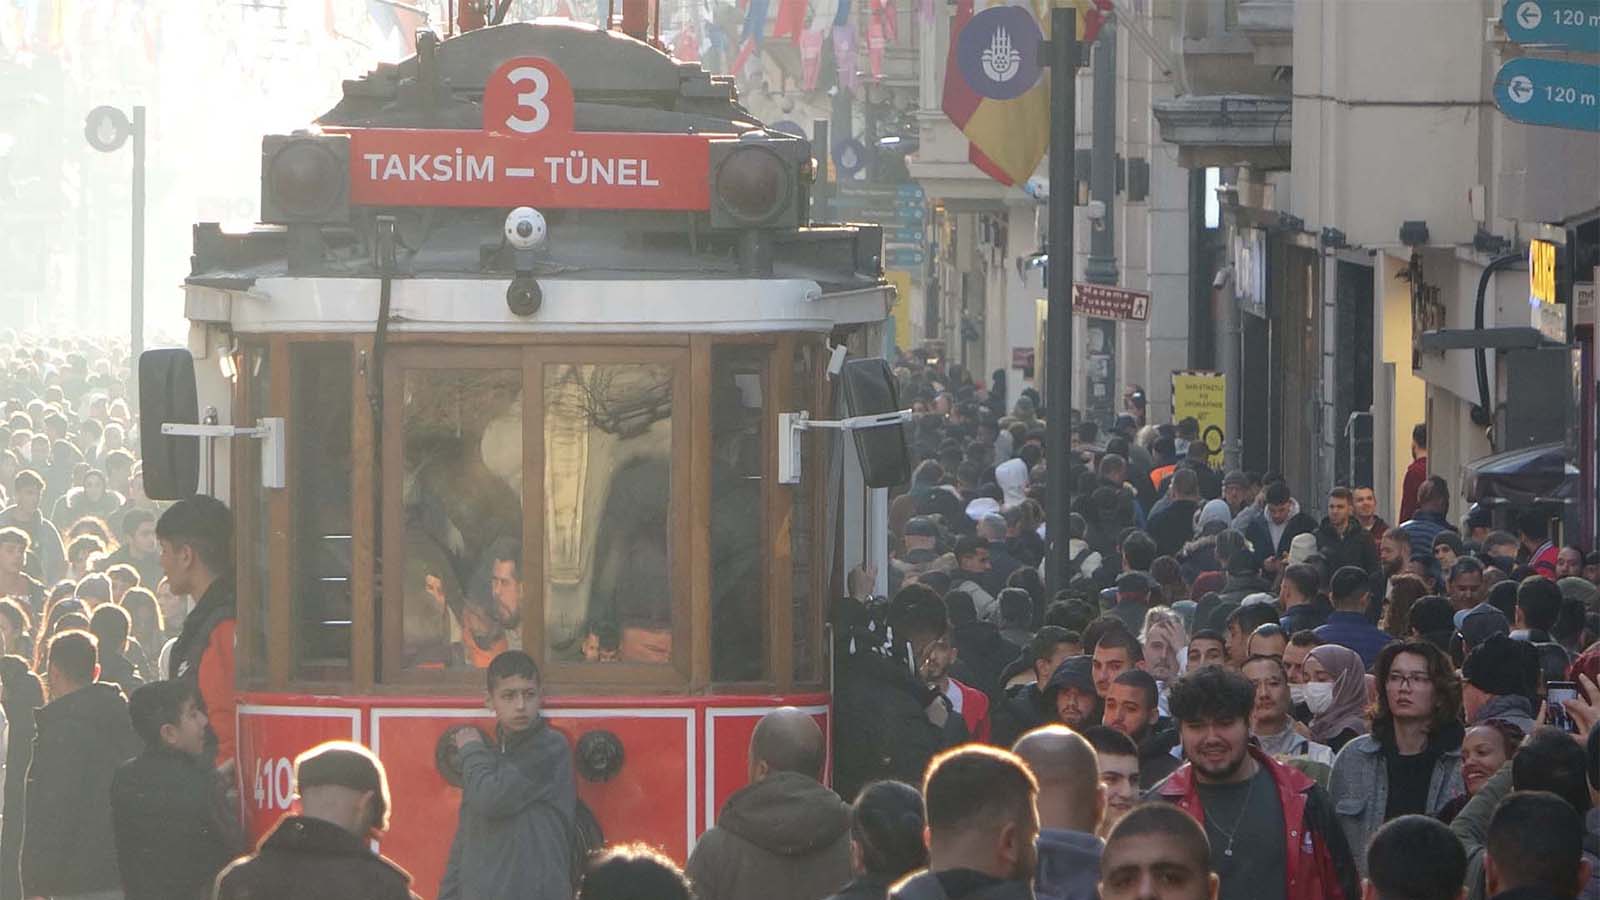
[
  {"left": 1502, "top": 0, "right": 1600, "bottom": 52},
  {"left": 1493, "top": 57, "right": 1600, "bottom": 132}
]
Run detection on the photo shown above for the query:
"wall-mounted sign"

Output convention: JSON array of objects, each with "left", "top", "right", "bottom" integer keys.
[
  {"left": 1493, "top": 57, "right": 1600, "bottom": 133},
  {"left": 1531, "top": 238, "right": 1559, "bottom": 306},
  {"left": 1501, "top": 0, "right": 1600, "bottom": 53},
  {"left": 1072, "top": 283, "right": 1150, "bottom": 321}
]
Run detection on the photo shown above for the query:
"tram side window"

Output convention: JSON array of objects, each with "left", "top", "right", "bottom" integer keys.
[
  {"left": 400, "top": 369, "right": 524, "bottom": 670},
  {"left": 709, "top": 347, "right": 766, "bottom": 682},
  {"left": 544, "top": 362, "right": 674, "bottom": 666},
  {"left": 290, "top": 344, "right": 353, "bottom": 673}
]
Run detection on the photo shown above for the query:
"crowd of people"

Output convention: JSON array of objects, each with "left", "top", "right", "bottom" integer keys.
[
  {"left": 820, "top": 353, "right": 1600, "bottom": 900},
  {"left": 1, "top": 328, "right": 1597, "bottom": 900}
]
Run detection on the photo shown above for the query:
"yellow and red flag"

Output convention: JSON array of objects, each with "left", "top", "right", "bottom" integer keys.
[{"left": 941, "top": 0, "right": 1110, "bottom": 186}]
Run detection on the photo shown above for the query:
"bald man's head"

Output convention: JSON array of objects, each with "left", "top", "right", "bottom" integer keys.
[
  {"left": 1012, "top": 725, "right": 1104, "bottom": 834},
  {"left": 749, "top": 707, "right": 826, "bottom": 782}
]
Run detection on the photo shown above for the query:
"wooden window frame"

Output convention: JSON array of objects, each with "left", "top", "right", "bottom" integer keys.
[{"left": 243, "top": 331, "right": 830, "bottom": 697}]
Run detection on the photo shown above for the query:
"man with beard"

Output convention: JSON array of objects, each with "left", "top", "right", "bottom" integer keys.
[
  {"left": 1084, "top": 726, "right": 1141, "bottom": 837},
  {"left": 996, "top": 628, "right": 1082, "bottom": 746},
  {"left": 1102, "top": 670, "right": 1181, "bottom": 786},
  {"left": 1042, "top": 656, "right": 1101, "bottom": 734},
  {"left": 889, "top": 746, "right": 1039, "bottom": 900},
  {"left": 1372, "top": 527, "right": 1411, "bottom": 617},
  {"left": 1151, "top": 667, "right": 1357, "bottom": 900},
  {"left": 1098, "top": 803, "right": 1219, "bottom": 900},
  {"left": 1315, "top": 488, "right": 1378, "bottom": 577}
]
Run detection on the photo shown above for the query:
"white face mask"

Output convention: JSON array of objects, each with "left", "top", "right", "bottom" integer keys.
[
  {"left": 1289, "top": 684, "right": 1306, "bottom": 706},
  {"left": 1302, "top": 682, "right": 1336, "bottom": 716}
]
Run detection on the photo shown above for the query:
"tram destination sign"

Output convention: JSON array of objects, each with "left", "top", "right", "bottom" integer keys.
[
  {"left": 336, "top": 57, "right": 717, "bottom": 210},
  {"left": 1494, "top": 57, "right": 1600, "bottom": 132},
  {"left": 1073, "top": 283, "right": 1150, "bottom": 321},
  {"left": 1502, "top": 0, "right": 1600, "bottom": 52}
]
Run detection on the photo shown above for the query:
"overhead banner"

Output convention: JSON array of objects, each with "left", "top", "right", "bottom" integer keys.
[{"left": 1171, "top": 370, "right": 1227, "bottom": 464}]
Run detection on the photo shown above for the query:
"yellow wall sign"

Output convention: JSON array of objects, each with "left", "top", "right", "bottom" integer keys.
[
  {"left": 1531, "top": 239, "right": 1558, "bottom": 306},
  {"left": 1171, "top": 370, "right": 1227, "bottom": 465}
]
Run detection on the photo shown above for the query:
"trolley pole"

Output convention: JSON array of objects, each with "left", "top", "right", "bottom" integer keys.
[{"left": 1044, "top": 6, "right": 1078, "bottom": 596}]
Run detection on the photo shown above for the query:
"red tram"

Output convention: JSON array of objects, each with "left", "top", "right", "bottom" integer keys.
[{"left": 138, "top": 11, "right": 903, "bottom": 895}]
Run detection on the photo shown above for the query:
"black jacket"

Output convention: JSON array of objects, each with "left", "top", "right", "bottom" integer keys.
[
  {"left": 1137, "top": 721, "right": 1183, "bottom": 788},
  {"left": 834, "top": 650, "right": 967, "bottom": 804},
  {"left": 892, "top": 869, "right": 1034, "bottom": 900},
  {"left": 1245, "top": 512, "right": 1319, "bottom": 565},
  {"left": 1316, "top": 519, "right": 1380, "bottom": 576},
  {"left": 827, "top": 876, "right": 896, "bottom": 900},
  {"left": 993, "top": 682, "right": 1050, "bottom": 749},
  {"left": 99, "top": 648, "right": 146, "bottom": 696},
  {"left": 215, "top": 815, "right": 419, "bottom": 900},
  {"left": 1146, "top": 499, "right": 1200, "bottom": 557},
  {"left": 0, "top": 671, "right": 40, "bottom": 900},
  {"left": 951, "top": 620, "right": 1019, "bottom": 700},
  {"left": 112, "top": 746, "right": 243, "bottom": 900},
  {"left": 21, "top": 681, "right": 142, "bottom": 897},
  {"left": 1281, "top": 597, "right": 1333, "bottom": 635}
]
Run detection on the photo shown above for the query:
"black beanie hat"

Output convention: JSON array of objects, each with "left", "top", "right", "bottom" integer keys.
[{"left": 1462, "top": 635, "right": 1537, "bottom": 698}]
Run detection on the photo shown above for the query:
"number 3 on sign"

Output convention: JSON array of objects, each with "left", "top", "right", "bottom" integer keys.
[{"left": 504, "top": 65, "right": 551, "bottom": 134}]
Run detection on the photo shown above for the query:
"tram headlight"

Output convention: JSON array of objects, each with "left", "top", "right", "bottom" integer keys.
[
  {"left": 709, "top": 134, "right": 809, "bottom": 230},
  {"left": 261, "top": 134, "right": 350, "bottom": 225}
]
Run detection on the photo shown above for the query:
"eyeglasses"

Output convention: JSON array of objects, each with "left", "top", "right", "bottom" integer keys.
[{"left": 1386, "top": 671, "right": 1432, "bottom": 688}]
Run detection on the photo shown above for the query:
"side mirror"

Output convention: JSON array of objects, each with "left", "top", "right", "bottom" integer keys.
[
  {"left": 138, "top": 348, "right": 200, "bottom": 500},
  {"left": 840, "top": 358, "right": 911, "bottom": 488}
]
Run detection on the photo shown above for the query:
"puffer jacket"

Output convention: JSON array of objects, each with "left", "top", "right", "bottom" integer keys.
[
  {"left": 686, "top": 771, "right": 851, "bottom": 900},
  {"left": 1155, "top": 745, "right": 1359, "bottom": 900},
  {"left": 1328, "top": 729, "right": 1464, "bottom": 877}
]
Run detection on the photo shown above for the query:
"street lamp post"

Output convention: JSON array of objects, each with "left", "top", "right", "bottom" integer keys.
[
  {"left": 84, "top": 104, "right": 146, "bottom": 356},
  {"left": 1044, "top": 7, "right": 1077, "bottom": 596}
]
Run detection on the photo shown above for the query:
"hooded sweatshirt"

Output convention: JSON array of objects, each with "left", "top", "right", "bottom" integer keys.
[
  {"left": 686, "top": 771, "right": 852, "bottom": 900},
  {"left": 995, "top": 459, "right": 1029, "bottom": 510},
  {"left": 1034, "top": 828, "right": 1102, "bottom": 900}
]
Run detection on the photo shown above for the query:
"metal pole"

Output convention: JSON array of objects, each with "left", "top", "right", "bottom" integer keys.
[
  {"left": 131, "top": 105, "right": 146, "bottom": 356},
  {"left": 813, "top": 118, "right": 831, "bottom": 222},
  {"left": 1045, "top": 6, "right": 1077, "bottom": 596},
  {"left": 1085, "top": 16, "right": 1117, "bottom": 285}
]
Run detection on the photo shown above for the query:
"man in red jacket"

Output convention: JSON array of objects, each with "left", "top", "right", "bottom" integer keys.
[
  {"left": 157, "top": 495, "right": 237, "bottom": 776},
  {"left": 1150, "top": 666, "right": 1358, "bottom": 900}
]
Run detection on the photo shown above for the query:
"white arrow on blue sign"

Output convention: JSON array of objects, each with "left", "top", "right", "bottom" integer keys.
[
  {"left": 1502, "top": 0, "right": 1600, "bottom": 52},
  {"left": 1494, "top": 57, "right": 1600, "bottom": 132}
]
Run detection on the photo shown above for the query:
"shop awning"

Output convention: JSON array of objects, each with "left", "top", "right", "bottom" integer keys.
[{"left": 1462, "top": 442, "right": 1578, "bottom": 506}]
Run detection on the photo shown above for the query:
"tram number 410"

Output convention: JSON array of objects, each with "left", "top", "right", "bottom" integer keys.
[{"left": 252, "top": 756, "right": 296, "bottom": 812}]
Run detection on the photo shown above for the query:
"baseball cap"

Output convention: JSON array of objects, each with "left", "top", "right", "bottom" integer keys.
[
  {"left": 904, "top": 517, "right": 940, "bottom": 538},
  {"left": 296, "top": 741, "right": 386, "bottom": 795},
  {"left": 1457, "top": 606, "right": 1511, "bottom": 652},
  {"left": 1045, "top": 655, "right": 1097, "bottom": 696}
]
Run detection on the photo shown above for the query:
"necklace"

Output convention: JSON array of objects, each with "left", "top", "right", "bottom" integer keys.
[{"left": 1202, "top": 766, "right": 1258, "bottom": 858}]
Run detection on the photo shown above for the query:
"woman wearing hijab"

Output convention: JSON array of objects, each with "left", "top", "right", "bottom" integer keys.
[{"left": 1299, "top": 644, "right": 1370, "bottom": 753}]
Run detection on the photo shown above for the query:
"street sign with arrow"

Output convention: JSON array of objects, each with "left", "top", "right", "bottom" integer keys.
[
  {"left": 1494, "top": 57, "right": 1600, "bottom": 132},
  {"left": 1502, "top": 0, "right": 1600, "bottom": 52}
]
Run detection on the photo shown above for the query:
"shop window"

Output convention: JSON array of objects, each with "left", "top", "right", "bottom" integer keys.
[
  {"left": 709, "top": 347, "right": 766, "bottom": 682},
  {"left": 543, "top": 362, "right": 674, "bottom": 665}
]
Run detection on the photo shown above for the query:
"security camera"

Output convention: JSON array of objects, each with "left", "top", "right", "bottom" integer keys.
[
  {"left": 504, "top": 206, "right": 547, "bottom": 251},
  {"left": 1086, "top": 200, "right": 1107, "bottom": 222}
]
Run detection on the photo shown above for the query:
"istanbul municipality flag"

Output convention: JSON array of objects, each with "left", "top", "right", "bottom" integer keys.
[{"left": 941, "top": 0, "right": 1108, "bottom": 186}]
